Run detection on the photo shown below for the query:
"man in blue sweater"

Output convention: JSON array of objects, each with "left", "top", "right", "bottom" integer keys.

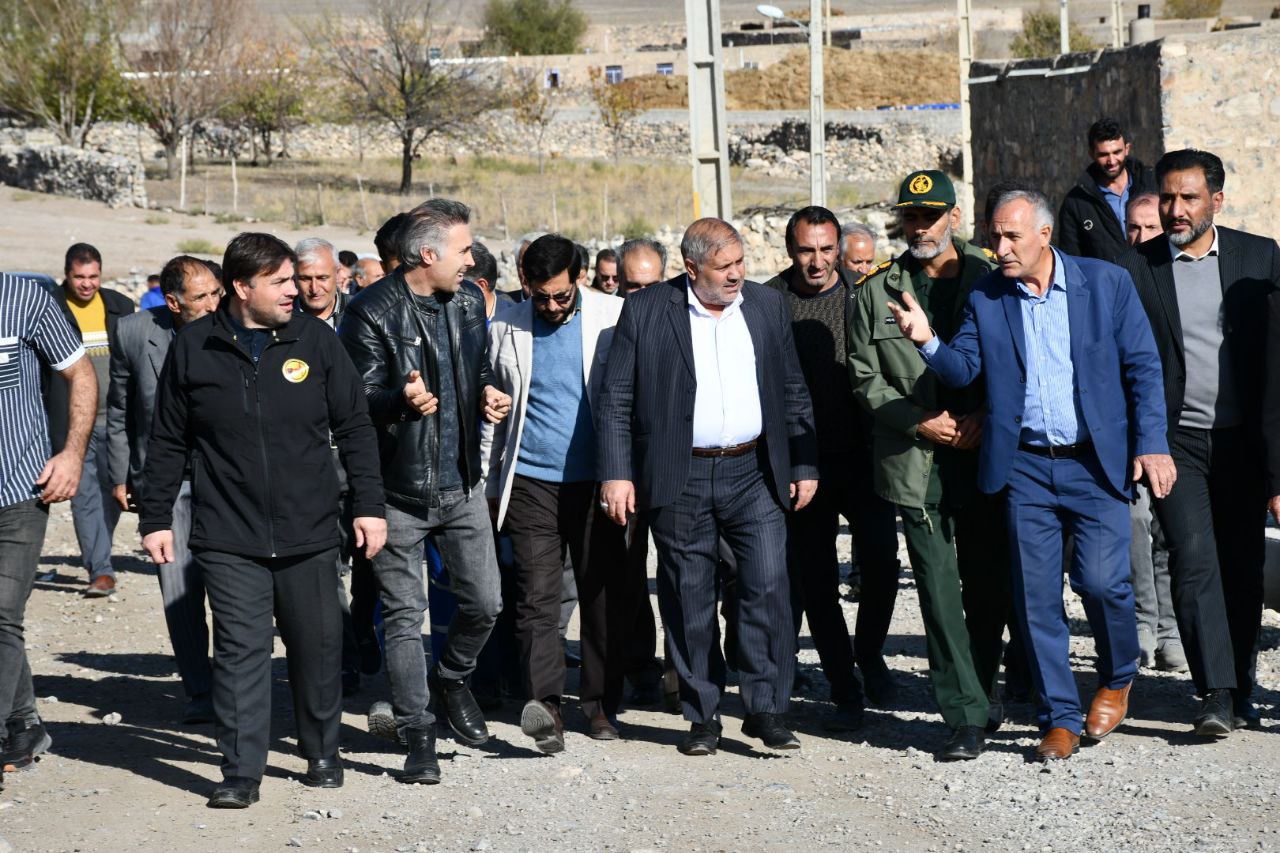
[{"left": 481, "top": 235, "right": 628, "bottom": 752}]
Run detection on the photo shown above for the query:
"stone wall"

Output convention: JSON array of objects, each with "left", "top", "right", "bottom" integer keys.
[
  {"left": 0, "top": 144, "right": 146, "bottom": 208},
  {"left": 968, "top": 41, "right": 1165, "bottom": 226},
  {"left": 968, "top": 24, "right": 1280, "bottom": 237}
]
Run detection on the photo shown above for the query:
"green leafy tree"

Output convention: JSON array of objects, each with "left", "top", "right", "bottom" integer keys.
[
  {"left": 483, "top": 0, "right": 586, "bottom": 56},
  {"left": 1162, "top": 0, "right": 1222, "bottom": 18},
  {"left": 222, "top": 39, "right": 308, "bottom": 166},
  {"left": 1010, "top": 9, "right": 1099, "bottom": 59},
  {"left": 0, "top": 0, "right": 135, "bottom": 148}
]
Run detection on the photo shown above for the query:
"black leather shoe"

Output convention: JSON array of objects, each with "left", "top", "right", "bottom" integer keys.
[
  {"left": 301, "top": 756, "right": 344, "bottom": 788},
  {"left": 401, "top": 727, "right": 441, "bottom": 784},
  {"left": 182, "top": 693, "right": 215, "bottom": 726},
  {"left": 1233, "top": 696, "right": 1262, "bottom": 730},
  {"left": 677, "top": 720, "right": 721, "bottom": 756},
  {"left": 941, "top": 725, "right": 986, "bottom": 760},
  {"left": 822, "top": 700, "right": 865, "bottom": 733},
  {"left": 742, "top": 713, "right": 801, "bottom": 750},
  {"left": 207, "top": 777, "right": 260, "bottom": 808},
  {"left": 859, "top": 657, "right": 899, "bottom": 707},
  {"left": 2, "top": 718, "right": 52, "bottom": 770},
  {"left": 1193, "top": 689, "right": 1234, "bottom": 738},
  {"left": 429, "top": 668, "right": 490, "bottom": 746}
]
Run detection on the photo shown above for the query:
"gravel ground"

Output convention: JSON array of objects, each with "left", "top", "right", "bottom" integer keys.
[{"left": 2, "top": 503, "right": 1278, "bottom": 853}]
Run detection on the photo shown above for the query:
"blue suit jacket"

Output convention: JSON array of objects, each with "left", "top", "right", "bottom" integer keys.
[{"left": 923, "top": 252, "right": 1168, "bottom": 499}]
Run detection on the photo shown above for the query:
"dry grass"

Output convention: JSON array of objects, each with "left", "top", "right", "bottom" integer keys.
[
  {"left": 626, "top": 48, "right": 960, "bottom": 111},
  {"left": 145, "top": 155, "right": 877, "bottom": 244}
]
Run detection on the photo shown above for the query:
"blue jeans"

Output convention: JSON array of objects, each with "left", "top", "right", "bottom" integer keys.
[{"left": 0, "top": 499, "right": 50, "bottom": 724}]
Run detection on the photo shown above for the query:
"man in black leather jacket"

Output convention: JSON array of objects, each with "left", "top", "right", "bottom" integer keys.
[{"left": 339, "top": 198, "right": 512, "bottom": 784}]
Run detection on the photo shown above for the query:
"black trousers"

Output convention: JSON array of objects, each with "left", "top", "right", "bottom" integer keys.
[
  {"left": 505, "top": 476, "right": 627, "bottom": 717},
  {"left": 338, "top": 484, "right": 379, "bottom": 673},
  {"left": 199, "top": 547, "right": 342, "bottom": 782},
  {"left": 648, "top": 448, "right": 793, "bottom": 723},
  {"left": 620, "top": 516, "right": 663, "bottom": 682},
  {"left": 1152, "top": 425, "right": 1266, "bottom": 698},
  {"left": 786, "top": 449, "right": 900, "bottom": 703}
]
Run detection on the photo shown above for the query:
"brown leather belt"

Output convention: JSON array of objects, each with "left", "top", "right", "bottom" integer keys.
[{"left": 692, "top": 439, "right": 759, "bottom": 458}]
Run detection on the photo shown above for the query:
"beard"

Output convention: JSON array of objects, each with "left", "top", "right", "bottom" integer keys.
[
  {"left": 1167, "top": 214, "right": 1214, "bottom": 247},
  {"left": 907, "top": 219, "right": 953, "bottom": 261}
]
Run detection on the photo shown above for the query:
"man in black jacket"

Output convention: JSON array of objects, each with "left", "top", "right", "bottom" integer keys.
[
  {"left": 1118, "top": 149, "right": 1280, "bottom": 736},
  {"left": 339, "top": 198, "right": 512, "bottom": 785},
  {"left": 596, "top": 218, "right": 819, "bottom": 756},
  {"left": 53, "top": 243, "right": 136, "bottom": 596},
  {"left": 139, "top": 232, "right": 386, "bottom": 808},
  {"left": 1057, "top": 117, "right": 1156, "bottom": 263}
]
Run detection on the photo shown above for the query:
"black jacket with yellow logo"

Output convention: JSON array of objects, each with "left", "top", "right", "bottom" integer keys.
[{"left": 139, "top": 306, "right": 384, "bottom": 558}]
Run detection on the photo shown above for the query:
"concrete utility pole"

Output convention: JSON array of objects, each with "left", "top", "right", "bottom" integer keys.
[
  {"left": 1112, "top": 0, "right": 1125, "bottom": 47},
  {"left": 685, "top": 0, "right": 733, "bottom": 219},
  {"left": 1060, "top": 0, "right": 1071, "bottom": 54},
  {"left": 956, "top": 0, "right": 974, "bottom": 232},
  {"left": 809, "top": 0, "right": 826, "bottom": 207}
]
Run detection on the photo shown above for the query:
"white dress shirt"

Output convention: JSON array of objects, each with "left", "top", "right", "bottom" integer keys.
[{"left": 687, "top": 280, "right": 763, "bottom": 448}]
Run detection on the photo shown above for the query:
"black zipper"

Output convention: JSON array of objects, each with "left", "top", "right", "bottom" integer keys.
[{"left": 252, "top": 358, "right": 278, "bottom": 557}]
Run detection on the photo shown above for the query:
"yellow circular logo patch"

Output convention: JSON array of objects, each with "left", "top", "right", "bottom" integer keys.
[
  {"left": 909, "top": 174, "right": 933, "bottom": 195},
  {"left": 282, "top": 358, "right": 310, "bottom": 383}
]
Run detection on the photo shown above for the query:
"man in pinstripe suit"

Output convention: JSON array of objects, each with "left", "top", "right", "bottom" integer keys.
[{"left": 596, "top": 218, "right": 819, "bottom": 756}]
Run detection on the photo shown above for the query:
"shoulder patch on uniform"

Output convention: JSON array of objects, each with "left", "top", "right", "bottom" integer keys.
[
  {"left": 855, "top": 260, "right": 893, "bottom": 286},
  {"left": 982, "top": 247, "right": 997, "bottom": 260}
]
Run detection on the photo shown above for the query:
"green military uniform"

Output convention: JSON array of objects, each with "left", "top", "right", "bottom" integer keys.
[{"left": 847, "top": 170, "right": 1012, "bottom": 733}]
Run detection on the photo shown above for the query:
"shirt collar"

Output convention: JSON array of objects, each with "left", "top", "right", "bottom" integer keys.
[
  {"left": 686, "top": 275, "right": 743, "bottom": 317},
  {"left": 1016, "top": 248, "right": 1067, "bottom": 299},
  {"left": 1169, "top": 225, "right": 1220, "bottom": 262}
]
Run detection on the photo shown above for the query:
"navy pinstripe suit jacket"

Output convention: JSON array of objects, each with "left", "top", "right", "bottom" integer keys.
[{"left": 595, "top": 275, "right": 819, "bottom": 511}]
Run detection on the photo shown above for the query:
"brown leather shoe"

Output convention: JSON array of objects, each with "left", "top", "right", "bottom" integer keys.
[
  {"left": 1084, "top": 682, "right": 1131, "bottom": 740},
  {"left": 587, "top": 712, "right": 619, "bottom": 741},
  {"left": 85, "top": 575, "right": 116, "bottom": 597},
  {"left": 1036, "top": 727, "right": 1080, "bottom": 761}
]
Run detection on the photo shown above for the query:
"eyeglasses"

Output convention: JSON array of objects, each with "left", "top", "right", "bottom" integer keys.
[
  {"left": 531, "top": 290, "right": 575, "bottom": 306},
  {"left": 598, "top": 274, "right": 618, "bottom": 282}
]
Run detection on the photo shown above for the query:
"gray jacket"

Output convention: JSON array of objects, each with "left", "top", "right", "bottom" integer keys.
[{"left": 105, "top": 307, "right": 176, "bottom": 490}]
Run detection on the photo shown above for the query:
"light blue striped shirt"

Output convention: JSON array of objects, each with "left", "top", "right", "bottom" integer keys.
[{"left": 920, "top": 249, "right": 1084, "bottom": 446}]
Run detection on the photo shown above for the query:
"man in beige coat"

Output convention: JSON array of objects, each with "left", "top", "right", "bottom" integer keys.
[{"left": 480, "top": 234, "right": 628, "bottom": 753}]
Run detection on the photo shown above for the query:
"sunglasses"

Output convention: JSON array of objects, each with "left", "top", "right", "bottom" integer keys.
[
  {"left": 598, "top": 274, "right": 618, "bottom": 282},
  {"left": 531, "top": 290, "right": 575, "bottom": 305}
]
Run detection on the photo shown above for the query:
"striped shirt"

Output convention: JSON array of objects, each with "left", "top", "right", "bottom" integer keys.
[{"left": 0, "top": 274, "right": 86, "bottom": 508}]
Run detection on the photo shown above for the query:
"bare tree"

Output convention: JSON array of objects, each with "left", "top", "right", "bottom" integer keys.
[
  {"left": 308, "top": 0, "right": 500, "bottom": 195},
  {"left": 0, "top": 0, "right": 135, "bottom": 148},
  {"left": 125, "top": 0, "right": 248, "bottom": 178},
  {"left": 222, "top": 37, "right": 308, "bottom": 166},
  {"left": 587, "top": 67, "right": 641, "bottom": 163},
  {"left": 511, "top": 67, "right": 559, "bottom": 174}
]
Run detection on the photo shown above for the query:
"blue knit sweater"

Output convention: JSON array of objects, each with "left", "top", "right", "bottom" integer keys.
[{"left": 515, "top": 311, "right": 596, "bottom": 483}]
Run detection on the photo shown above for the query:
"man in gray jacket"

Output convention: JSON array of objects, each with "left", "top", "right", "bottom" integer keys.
[{"left": 106, "top": 255, "right": 223, "bottom": 723}]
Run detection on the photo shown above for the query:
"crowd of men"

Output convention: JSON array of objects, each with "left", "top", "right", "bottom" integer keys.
[{"left": 0, "top": 116, "right": 1277, "bottom": 809}]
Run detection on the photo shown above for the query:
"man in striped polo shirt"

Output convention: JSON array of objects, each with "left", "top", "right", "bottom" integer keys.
[{"left": 0, "top": 273, "right": 97, "bottom": 789}]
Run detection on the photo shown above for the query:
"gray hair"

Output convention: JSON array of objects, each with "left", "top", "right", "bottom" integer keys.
[
  {"left": 679, "top": 219, "right": 743, "bottom": 266},
  {"left": 294, "top": 237, "right": 337, "bottom": 268},
  {"left": 1125, "top": 191, "right": 1159, "bottom": 216},
  {"left": 618, "top": 237, "right": 667, "bottom": 272},
  {"left": 839, "top": 221, "right": 876, "bottom": 253},
  {"left": 992, "top": 188, "right": 1055, "bottom": 230},
  {"left": 515, "top": 231, "right": 548, "bottom": 267},
  {"left": 397, "top": 198, "right": 471, "bottom": 270}
]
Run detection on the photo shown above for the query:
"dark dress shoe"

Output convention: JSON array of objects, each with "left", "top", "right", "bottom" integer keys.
[
  {"left": 1193, "top": 689, "right": 1234, "bottom": 738},
  {"left": 182, "top": 693, "right": 215, "bottom": 725},
  {"left": 678, "top": 720, "right": 722, "bottom": 756},
  {"left": 2, "top": 719, "right": 52, "bottom": 771},
  {"left": 301, "top": 756, "right": 344, "bottom": 788},
  {"left": 941, "top": 725, "right": 986, "bottom": 761},
  {"left": 822, "top": 700, "right": 865, "bottom": 733},
  {"left": 1084, "top": 683, "right": 1131, "bottom": 740},
  {"left": 858, "top": 657, "right": 899, "bottom": 707},
  {"left": 587, "top": 712, "right": 620, "bottom": 741},
  {"left": 401, "top": 727, "right": 441, "bottom": 784},
  {"left": 520, "top": 700, "right": 565, "bottom": 754},
  {"left": 742, "top": 713, "right": 800, "bottom": 750},
  {"left": 429, "top": 668, "right": 490, "bottom": 746},
  {"left": 207, "top": 777, "right": 260, "bottom": 808},
  {"left": 1035, "top": 727, "right": 1080, "bottom": 761},
  {"left": 1233, "top": 696, "right": 1261, "bottom": 730}
]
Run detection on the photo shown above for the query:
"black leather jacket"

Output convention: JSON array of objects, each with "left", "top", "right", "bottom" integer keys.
[{"left": 338, "top": 268, "right": 496, "bottom": 507}]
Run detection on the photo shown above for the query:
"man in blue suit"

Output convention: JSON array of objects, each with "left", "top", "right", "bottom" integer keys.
[{"left": 887, "top": 188, "right": 1176, "bottom": 761}]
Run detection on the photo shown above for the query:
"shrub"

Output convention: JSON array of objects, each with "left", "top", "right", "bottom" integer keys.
[
  {"left": 175, "top": 238, "right": 224, "bottom": 256},
  {"left": 1162, "top": 0, "right": 1223, "bottom": 18},
  {"left": 1010, "top": 9, "right": 1100, "bottom": 58}
]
